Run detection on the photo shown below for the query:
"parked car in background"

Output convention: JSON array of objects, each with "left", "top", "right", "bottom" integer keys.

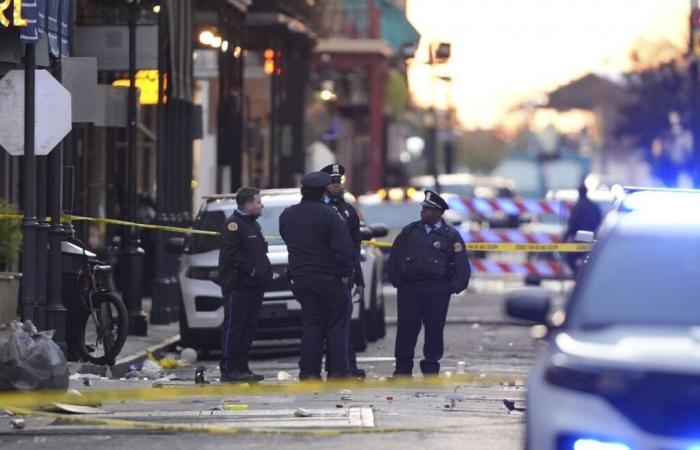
[{"left": 169, "top": 189, "right": 388, "bottom": 354}]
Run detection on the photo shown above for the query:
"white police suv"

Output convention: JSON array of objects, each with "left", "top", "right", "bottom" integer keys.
[
  {"left": 171, "top": 189, "right": 387, "bottom": 353},
  {"left": 507, "top": 189, "right": 700, "bottom": 450}
]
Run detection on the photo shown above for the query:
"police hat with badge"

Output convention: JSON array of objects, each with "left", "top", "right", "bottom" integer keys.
[
  {"left": 301, "top": 171, "right": 332, "bottom": 189},
  {"left": 320, "top": 164, "right": 345, "bottom": 182},
  {"left": 422, "top": 190, "right": 449, "bottom": 211}
]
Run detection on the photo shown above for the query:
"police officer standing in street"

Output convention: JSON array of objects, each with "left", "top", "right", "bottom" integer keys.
[
  {"left": 387, "top": 190, "right": 471, "bottom": 377},
  {"left": 321, "top": 164, "right": 366, "bottom": 379},
  {"left": 217, "top": 187, "right": 272, "bottom": 382},
  {"left": 279, "top": 172, "right": 355, "bottom": 380}
]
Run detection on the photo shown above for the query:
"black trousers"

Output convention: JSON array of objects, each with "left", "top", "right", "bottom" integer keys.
[
  {"left": 394, "top": 283, "right": 451, "bottom": 375},
  {"left": 291, "top": 275, "right": 350, "bottom": 379},
  {"left": 325, "top": 287, "right": 358, "bottom": 374},
  {"left": 219, "top": 285, "right": 265, "bottom": 374}
]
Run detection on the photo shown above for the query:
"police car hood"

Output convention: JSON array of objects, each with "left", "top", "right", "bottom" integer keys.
[{"left": 553, "top": 326, "right": 700, "bottom": 374}]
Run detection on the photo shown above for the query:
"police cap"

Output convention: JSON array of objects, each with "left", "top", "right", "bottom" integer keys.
[
  {"left": 301, "top": 171, "right": 332, "bottom": 189},
  {"left": 422, "top": 190, "right": 449, "bottom": 211},
  {"left": 320, "top": 164, "right": 345, "bottom": 181}
]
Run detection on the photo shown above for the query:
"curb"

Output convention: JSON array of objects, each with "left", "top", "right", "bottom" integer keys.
[{"left": 109, "top": 333, "right": 181, "bottom": 378}]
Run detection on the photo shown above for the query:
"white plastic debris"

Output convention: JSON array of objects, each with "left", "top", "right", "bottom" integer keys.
[
  {"left": 444, "top": 371, "right": 452, "bottom": 377},
  {"left": 277, "top": 371, "right": 292, "bottom": 381},
  {"left": 294, "top": 408, "right": 313, "bottom": 417},
  {"left": 180, "top": 348, "right": 198, "bottom": 364},
  {"left": 141, "top": 359, "right": 162, "bottom": 373},
  {"left": 456, "top": 361, "right": 466, "bottom": 374},
  {"left": 10, "top": 418, "right": 25, "bottom": 429}
]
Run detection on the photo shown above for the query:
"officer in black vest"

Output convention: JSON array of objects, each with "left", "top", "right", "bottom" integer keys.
[
  {"left": 387, "top": 190, "right": 471, "bottom": 376},
  {"left": 321, "top": 163, "right": 366, "bottom": 379},
  {"left": 279, "top": 172, "right": 355, "bottom": 380},
  {"left": 217, "top": 187, "right": 273, "bottom": 382}
]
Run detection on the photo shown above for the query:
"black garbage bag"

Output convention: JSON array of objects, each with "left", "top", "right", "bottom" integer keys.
[{"left": 0, "top": 320, "right": 69, "bottom": 391}]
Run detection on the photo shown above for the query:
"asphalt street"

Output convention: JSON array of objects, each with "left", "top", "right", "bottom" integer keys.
[{"left": 0, "top": 279, "right": 564, "bottom": 450}]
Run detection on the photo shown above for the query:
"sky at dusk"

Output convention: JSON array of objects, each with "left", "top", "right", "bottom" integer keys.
[{"left": 406, "top": 0, "right": 690, "bottom": 129}]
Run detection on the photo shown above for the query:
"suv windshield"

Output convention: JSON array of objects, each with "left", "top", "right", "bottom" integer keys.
[
  {"left": 568, "top": 230, "right": 700, "bottom": 328},
  {"left": 189, "top": 205, "right": 287, "bottom": 254}
]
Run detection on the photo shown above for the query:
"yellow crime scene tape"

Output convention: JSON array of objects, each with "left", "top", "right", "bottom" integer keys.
[
  {"left": 0, "top": 213, "right": 593, "bottom": 252},
  {"left": 0, "top": 374, "right": 510, "bottom": 409}
]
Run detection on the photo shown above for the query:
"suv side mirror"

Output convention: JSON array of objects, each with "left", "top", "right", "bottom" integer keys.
[
  {"left": 505, "top": 287, "right": 551, "bottom": 324},
  {"left": 166, "top": 237, "right": 186, "bottom": 254},
  {"left": 370, "top": 223, "right": 388, "bottom": 238}
]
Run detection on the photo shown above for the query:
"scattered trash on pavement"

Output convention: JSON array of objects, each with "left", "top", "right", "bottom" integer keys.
[
  {"left": 9, "top": 418, "right": 25, "bottom": 429},
  {"left": 223, "top": 404, "right": 248, "bottom": 411},
  {"left": 276, "top": 371, "right": 292, "bottom": 381},
  {"left": 195, "top": 366, "right": 209, "bottom": 384},
  {"left": 180, "top": 348, "right": 198, "bottom": 364},
  {"left": 502, "top": 399, "right": 526, "bottom": 413},
  {"left": 456, "top": 361, "right": 466, "bottom": 374},
  {"left": 0, "top": 320, "right": 69, "bottom": 392},
  {"left": 294, "top": 408, "right": 312, "bottom": 417}
]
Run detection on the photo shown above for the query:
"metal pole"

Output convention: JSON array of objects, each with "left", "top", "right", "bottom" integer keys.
[
  {"left": 35, "top": 155, "right": 48, "bottom": 330},
  {"left": 151, "top": 4, "right": 175, "bottom": 324},
  {"left": 121, "top": 0, "right": 148, "bottom": 335},
  {"left": 47, "top": 48, "right": 67, "bottom": 353},
  {"left": 20, "top": 44, "right": 39, "bottom": 324}
]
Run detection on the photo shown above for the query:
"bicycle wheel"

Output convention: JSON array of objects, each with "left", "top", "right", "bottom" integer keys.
[{"left": 78, "top": 292, "right": 129, "bottom": 365}]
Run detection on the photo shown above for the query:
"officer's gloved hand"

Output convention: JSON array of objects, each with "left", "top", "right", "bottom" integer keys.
[{"left": 352, "top": 285, "right": 364, "bottom": 303}]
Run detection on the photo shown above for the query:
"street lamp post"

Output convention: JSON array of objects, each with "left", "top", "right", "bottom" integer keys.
[{"left": 119, "top": 0, "right": 148, "bottom": 336}]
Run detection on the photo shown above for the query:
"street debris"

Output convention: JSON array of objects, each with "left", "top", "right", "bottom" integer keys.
[
  {"left": 456, "top": 361, "right": 466, "bottom": 374},
  {"left": 223, "top": 404, "right": 249, "bottom": 411},
  {"left": 502, "top": 399, "right": 526, "bottom": 413},
  {"left": 444, "top": 394, "right": 465, "bottom": 410},
  {"left": 180, "top": 348, "right": 198, "bottom": 364},
  {"left": 195, "top": 366, "right": 209, "bottom": 384},
  {"left": 9, "top": 418, "right": 25, "bottom": 429},
  {"left": 0, "top": 320, "right": 69, "bottom": 392},
  {"left": 294, "top": 408, "right": 313, "bottom": 417},
  {"left": 276, "top": 371, "right": 292, "bottom": 381}
]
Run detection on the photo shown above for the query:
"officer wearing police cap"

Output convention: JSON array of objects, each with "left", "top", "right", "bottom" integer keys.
[
  {"left": 387, "top": 189, "right": 471, "bottom": 376},
  {"left": 279, "top": 171, "right": 355, "bottom": 379},
  {"left": 320, "top": 163, "right": 365, "bottom": 379}
]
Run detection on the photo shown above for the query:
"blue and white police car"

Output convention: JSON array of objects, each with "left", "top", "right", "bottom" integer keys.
[{"left": 507, "top": 189, "right": 700, "bottom": 450}]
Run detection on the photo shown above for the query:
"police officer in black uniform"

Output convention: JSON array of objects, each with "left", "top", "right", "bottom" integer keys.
[
  {"left": 217, "top": 187, "right": 272, "bottom": 382},
  {"left": 387, "top": 190, "right": 471, "bottom": 376},
  {"left": 321, "top": 163, "right": 366, "bottom": 379},
  {"left": 279, "top": 172, "right": 355, "bottom": 380}
]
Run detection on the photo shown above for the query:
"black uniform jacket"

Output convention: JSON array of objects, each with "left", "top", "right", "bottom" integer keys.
[
  {"left": 387, "top": 219, "right": 471, "bottom": 294},
  {"left": 328, "top": 197, "right": 365, "bottom": 287},
  {"left": 279, "top": 198, "right": 354, "bottom": 279},
  {"left": 217, "top": 210, "right": 272, "bottom": 295}
]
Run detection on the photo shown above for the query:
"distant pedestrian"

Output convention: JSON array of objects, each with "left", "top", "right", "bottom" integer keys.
[
  {"left": 563, "top": 183, "right": 602, "bottom": 271},
  {"left": 217, "top": 187, "right": 272, "bottom": 383},
  {"left": 320, "top": 163, "right": 366, "bottom": 379},
  {"left": 387, "top": 190, "right": 471, "bottom": 377},
  {"left": 279, "top": 172, "right": 355, "bottom": 380}
]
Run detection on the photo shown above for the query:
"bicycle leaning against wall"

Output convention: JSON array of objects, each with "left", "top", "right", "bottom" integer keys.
[{"left": 62, "top": 236, "right": 128, "bottom": 366}]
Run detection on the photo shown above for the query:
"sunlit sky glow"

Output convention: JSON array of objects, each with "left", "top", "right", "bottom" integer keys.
[{"left": 406, "top": 0, "right": 689, "bottom": 129}]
